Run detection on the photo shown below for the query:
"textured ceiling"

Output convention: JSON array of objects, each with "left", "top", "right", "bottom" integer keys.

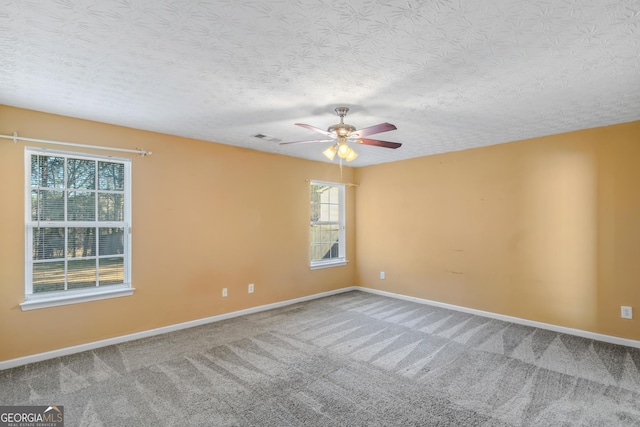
[{"left": 1, "top": 0, "right": 639, "bottom": 166}]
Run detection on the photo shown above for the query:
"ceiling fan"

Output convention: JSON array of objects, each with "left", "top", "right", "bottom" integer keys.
[{"left": 280, "top": 107, "right": 402, "bottom": 162}]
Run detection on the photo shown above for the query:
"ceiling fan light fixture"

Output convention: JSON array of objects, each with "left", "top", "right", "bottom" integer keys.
[
  {"left": 345, "top": 148, "right": 358, "bottom": 162},
  {"left": 337, "top": 142, "right": 351, "bottom": 158},
  {"left": 323, "top": 145, "right": 337, "bottom": 161}
]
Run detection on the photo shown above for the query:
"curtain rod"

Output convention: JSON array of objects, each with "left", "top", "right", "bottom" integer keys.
[
  {"left": 305, "top": 178, "right": 359, "bottom": 187},
  {"left": 0, "top": 132, "right": 152, "bottom": 156}
]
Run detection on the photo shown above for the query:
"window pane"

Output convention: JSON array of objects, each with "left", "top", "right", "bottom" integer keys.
[
  {"left": 99, "top": 228, "right": 124, "bottom": 255},
  {"left": 310, "top": 224, "right": 322, "bottom": 261},
  {"left": 330, "top": 243, "right": 339, "bottom": 258},
  {"left": 319, "top": 225, "right": 330, "bottom": 245},
  {"left": 320, "top": 186, "right": 338, "bottom": 204},
  {"left": 31, "top": 189, "right": 64, "bottom": 221},
  {"left": 310, "top": 220, "right": 341, "bottom": 261},
  {"left": 33, "top": 228, "right": 65, "bottom": 260},
  {"left": 98, "top": 193, "right": 124, "bottom": 221},
  {"left": 326, "top": 225, "right": 340, "bottom": 258},
  {"left": 311, "top": 184, "right": 340, "bottom": 224},
  {"left": 310, "top": 185, "right": 322, "bottom": 203},
  {"left": 311, "top": 202, "right": 320, "bottom": 222},
  {"left": 67, "top": 227, "right": 96, "bottom": 258},
  {"left": 322, "top": 244, "right": 334, "bottom": 259},
  {"left": 310, "top": 224, "right": 320, "bottom": 243},
  {"left": 329, "top": 225, "right": 339, "bottom": 244},
  {"left": 68, "top": 191, "right": 96, "bottom": 221},
  {"left": 310, "top": 244, "right": 325, "bottom": 262},
  {"left": 311, "top": 225, "right": 330, "bottom": 260},
  {"left": 67, "top": 158, "right": 95, "bottom": 189},
  {"left": 68, "top": 259, "right": 97, "bottom": 290},
  {"left": 32, "top": 261, "right": 65, "bottom": 293},
  {"left": 98, "top": 162, "right": 124, "bottom": 190},
  {"left": 329, "top": 203, "right": 339, "bottom": 222},
  {"left": 99, "top": 257, "right": 124, "bottom": 286},
  {"left": 319, "top": 204, "right": 330, "bottom": 222},
  {"left": 31, "top": 155, "right": 64, "bottom": 188}
]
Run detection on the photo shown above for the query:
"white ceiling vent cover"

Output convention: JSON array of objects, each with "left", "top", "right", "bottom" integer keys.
[{"left": 253, "top": 134, "right": 281, "bottom": 143}]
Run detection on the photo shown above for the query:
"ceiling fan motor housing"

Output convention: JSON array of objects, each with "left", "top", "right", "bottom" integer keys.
[
  {"left": 329, "top": 106, "right": 355, "bottom": 136},
  {"left": 328, "top": 123, "right": 356, "bottom": 137}
]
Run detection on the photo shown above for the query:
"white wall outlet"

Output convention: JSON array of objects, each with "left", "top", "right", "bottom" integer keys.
[
  {"left": 222, "top": 288, "right": 228, "bottom": 298},
  {"left": 621, "top": 306, "right": 633, "bottom": 319},
  {"left": 380, "top": 271, "right": 385, "bottom": 280},
  {"left": 248, "top": 283, "right": 254, "bottom": 294}
]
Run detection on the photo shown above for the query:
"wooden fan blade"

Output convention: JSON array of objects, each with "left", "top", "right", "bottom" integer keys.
[
  {"left": 295, "top": 123, "right": 332, "bottom": 136},
  {"left": 351, "top": 122, "right": 397, "bottom": 138},
  {"left": 279, "top": 139, "right": 334, "bottom": 145},
  {"left": 356, "top": 138, "right": 402, "bottom": 149}
]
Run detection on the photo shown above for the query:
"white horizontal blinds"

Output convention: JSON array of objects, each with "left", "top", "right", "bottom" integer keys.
[
  {"left": 96, "top": 160, "right": 126, "bottom": 287},
  {"left": 310, "top": 182, "right": 342, "bottom": 261},
  {"left": 28, "top": 150, "right": 128, "bottom": 294}
]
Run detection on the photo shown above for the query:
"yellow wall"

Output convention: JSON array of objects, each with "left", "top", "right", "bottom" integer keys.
[
  {"left": 2, "top": 103, "right": 638, "bottom": 363},
  {"left": 0, "top": 105, "right": 356, "bottom": 361},
  {"left": 355, "top": 121, "right": 640, "bottom": 341}
]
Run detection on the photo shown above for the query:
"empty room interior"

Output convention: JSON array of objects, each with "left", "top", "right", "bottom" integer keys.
[{"left": 1, "top": 1, "right": 639, "bottom": 426}]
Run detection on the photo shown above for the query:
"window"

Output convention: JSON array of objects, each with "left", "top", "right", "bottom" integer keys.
[
  {"left": 21, "top": 148, "right": 133, "bottom": 310},
  {"left": 310, "top": 180, "right": 347, "bottom": 269}
]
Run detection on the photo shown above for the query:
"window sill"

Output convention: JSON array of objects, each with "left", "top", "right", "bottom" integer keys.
[
  {"left": 20, "top": 285, "right": 135, "bottom": 311},
  {"left": 310, "top": 259, "right": 349, "bottom": 270}
]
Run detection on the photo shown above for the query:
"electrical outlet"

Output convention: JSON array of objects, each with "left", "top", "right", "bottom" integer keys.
[
  {"left": 621, "top": 306, "right": 633, "bottom": 319},
  {"left": 222, "top": 288, "right": 228, "bottom": 298},
  {"left": 248, "top": 283, "right": 254, "bottom": 294},
  {"left": 380, "top": 271, "right": 385, "bottom": 280}
]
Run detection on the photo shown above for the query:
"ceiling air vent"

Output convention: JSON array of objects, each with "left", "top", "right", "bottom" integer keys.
[{"left": 253, "top": 134, "right": 281, "bottom": 143}]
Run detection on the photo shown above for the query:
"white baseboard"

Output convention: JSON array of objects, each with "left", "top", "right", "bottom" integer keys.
[
  {"left": 2, "top": 285, "right": 638, "bottom": 370},
  {"left": 354, "top": 286, "right": 640, "bottom": 349},
  {"left": 0, "top": 287, "right": 356, "bottom": 371}
]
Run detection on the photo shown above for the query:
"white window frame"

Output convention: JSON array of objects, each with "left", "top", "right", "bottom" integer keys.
[
  {"left": 21, "top": 147, "right": 134, "bottom": 311},
  {"left": 309, "top": 180, "right": 347, "bottom": 270}
]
